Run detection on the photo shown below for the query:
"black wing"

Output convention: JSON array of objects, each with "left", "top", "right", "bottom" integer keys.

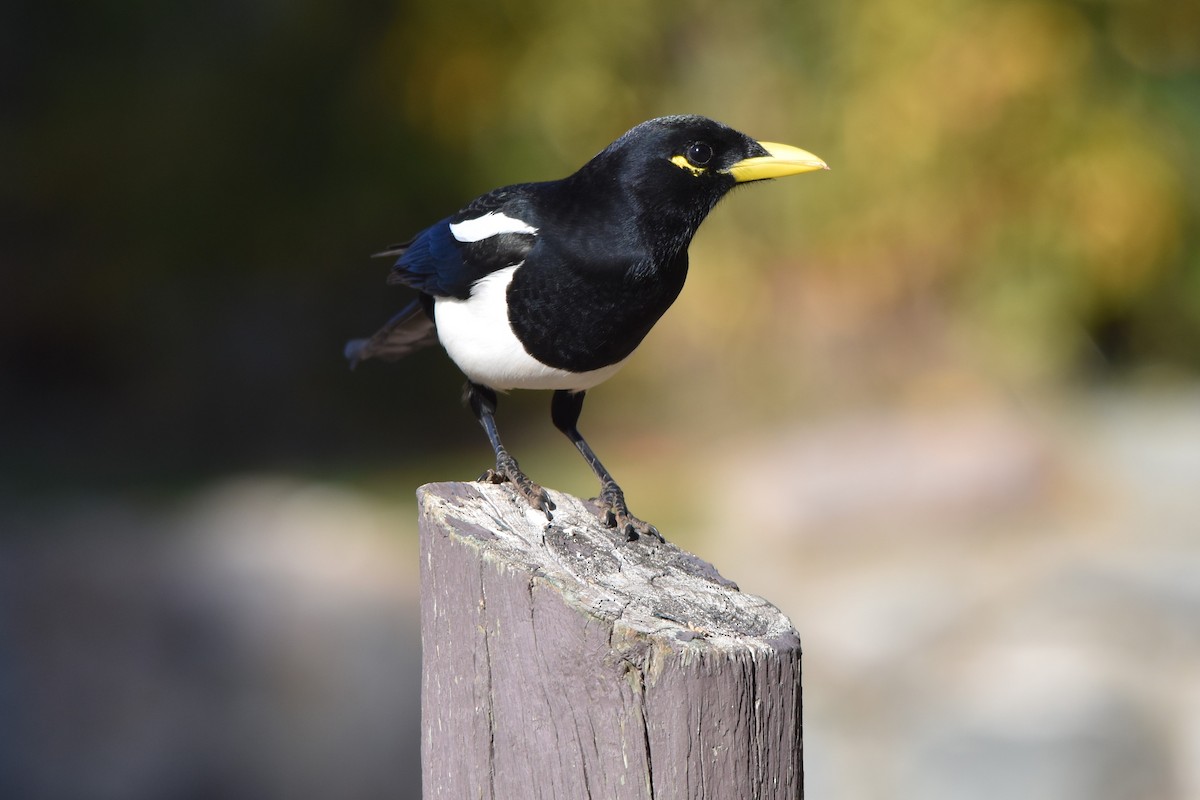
[
  {"left": 386, "top": 186, "right": 540, "bottom": 299},
  {"left": 346, "top": 185, "right": 545, "bottom": 368}
]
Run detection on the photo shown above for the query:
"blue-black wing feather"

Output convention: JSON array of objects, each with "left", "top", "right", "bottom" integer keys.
[
  {"left": 386, "top": 186, "right": 539, "bottom": 299},
  {"left": 345, "top": 185, "right": 541, "bottom": 366}
]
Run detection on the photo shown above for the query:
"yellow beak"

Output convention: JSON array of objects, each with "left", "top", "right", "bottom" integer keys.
[{"left": 725, "top": 141, "right": 828, "bottom": 183}]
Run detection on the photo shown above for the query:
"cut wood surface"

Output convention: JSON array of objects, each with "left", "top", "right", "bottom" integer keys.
[{"left": 418, "top": 481, "right": 803, "bottom": 800}]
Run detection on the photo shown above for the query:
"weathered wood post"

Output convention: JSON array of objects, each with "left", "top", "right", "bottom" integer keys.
[{"left": 418, "top": 481, "right": 803, "bottom": 800}]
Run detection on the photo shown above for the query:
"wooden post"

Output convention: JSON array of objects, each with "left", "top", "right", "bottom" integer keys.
[{"left": 418, "top": 481, "right": 803, "bottom": 800}]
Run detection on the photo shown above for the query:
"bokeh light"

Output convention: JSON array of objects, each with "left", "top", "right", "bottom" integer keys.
[{"left": 2, "top": 1, "right": 1198, "bottom": 798}]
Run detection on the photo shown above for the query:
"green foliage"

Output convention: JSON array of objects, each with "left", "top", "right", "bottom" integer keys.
[{"left": 3, "top": 0, "right": 1198, "bottom": 483}]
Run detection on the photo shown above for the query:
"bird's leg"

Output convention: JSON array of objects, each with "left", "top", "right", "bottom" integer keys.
[
  {"left": 464, "top": 382, "right": 555, "bottom": 519},
  {"left": 550, "top": 390, "right": 662, "bottom": 542}
]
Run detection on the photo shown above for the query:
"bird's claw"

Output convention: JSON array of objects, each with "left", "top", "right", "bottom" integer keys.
[
  {"left": 594, "top": 484, "right": 663, "bottom": 542},
  {"left": 479, "top": 460, "right": 555, "bottom": 520}
]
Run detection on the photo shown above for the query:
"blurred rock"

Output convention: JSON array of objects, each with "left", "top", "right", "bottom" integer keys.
[
  {"left": 719, "top": 404, "right": 1050, "bottom": 541},
  {"left": 703, "top": 390, "right": 1200, "bottom": 800},
  {"left": 0, "top": 479, "right": 421, "bottom": 800},
  {"left": 1, "top": 390, "right": 1198, "bottom": 800}
]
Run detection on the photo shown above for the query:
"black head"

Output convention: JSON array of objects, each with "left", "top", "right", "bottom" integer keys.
[{"left": 578, "top": 115, "right": 826, "bottom": 227}]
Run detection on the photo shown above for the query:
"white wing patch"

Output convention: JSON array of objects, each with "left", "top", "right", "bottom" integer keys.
[
  {"left": 434, "top": 265, "right": 627, "bottom": 391},
  {"left": 448, "top": 212, "right": 538, "bottom": 243}
]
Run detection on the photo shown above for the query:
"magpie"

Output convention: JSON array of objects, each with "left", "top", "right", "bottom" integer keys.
[{"left": 346, "top": 115, "right": 826, "bottom": 540}]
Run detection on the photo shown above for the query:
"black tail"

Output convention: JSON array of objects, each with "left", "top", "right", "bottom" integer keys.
[{"left": 345, "top": 297, "right": 438, "bottom": 368}]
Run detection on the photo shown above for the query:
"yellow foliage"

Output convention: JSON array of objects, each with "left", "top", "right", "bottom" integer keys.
[{"left": 369, "top": 0, "right": 1200, "bottom": 390}]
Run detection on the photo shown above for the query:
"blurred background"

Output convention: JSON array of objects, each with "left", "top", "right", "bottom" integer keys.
[{"left": 3, "top": 0, "right": 1199, "bottom": 797}]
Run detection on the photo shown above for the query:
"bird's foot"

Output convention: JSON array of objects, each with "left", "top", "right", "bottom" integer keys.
[
  {"left": 479, "top": 453, "right": 555, "bottom": 520},
  {"left": 593, "top": 483, "right": 663, "bottom": 543}
]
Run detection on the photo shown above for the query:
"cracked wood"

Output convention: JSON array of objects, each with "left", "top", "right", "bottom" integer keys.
[{"left": 419, "top": 481, "right": 804, "bottom": 800}]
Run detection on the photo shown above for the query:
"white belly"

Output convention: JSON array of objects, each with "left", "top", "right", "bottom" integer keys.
[{"left": 433, "top": 265, "right": 628, "bottom": 391}]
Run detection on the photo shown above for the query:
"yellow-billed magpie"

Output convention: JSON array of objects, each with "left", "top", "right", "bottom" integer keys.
[{"left": 346, "top": 115, "right": 826, "bottom": 540}]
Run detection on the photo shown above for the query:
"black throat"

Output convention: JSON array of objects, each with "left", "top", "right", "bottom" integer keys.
[
  {"left": 505, "top": 234, "right": 691, "bottom": 374},
  {"left": 503, "top": 139, "right": 734, "bottom": 374}
]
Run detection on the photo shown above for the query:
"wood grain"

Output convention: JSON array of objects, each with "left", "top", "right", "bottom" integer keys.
[{"left": 418, "top": 481, "right": 803, "bottom": 800}]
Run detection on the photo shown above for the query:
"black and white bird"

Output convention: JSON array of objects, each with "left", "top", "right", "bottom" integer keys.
[{"left": 346, "top": 115, "right": 826, "bottom": 540}]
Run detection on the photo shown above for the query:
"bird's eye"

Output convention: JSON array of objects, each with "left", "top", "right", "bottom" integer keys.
[{"left": 686, "top": 142, "right": 714, "bottom": 167}]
